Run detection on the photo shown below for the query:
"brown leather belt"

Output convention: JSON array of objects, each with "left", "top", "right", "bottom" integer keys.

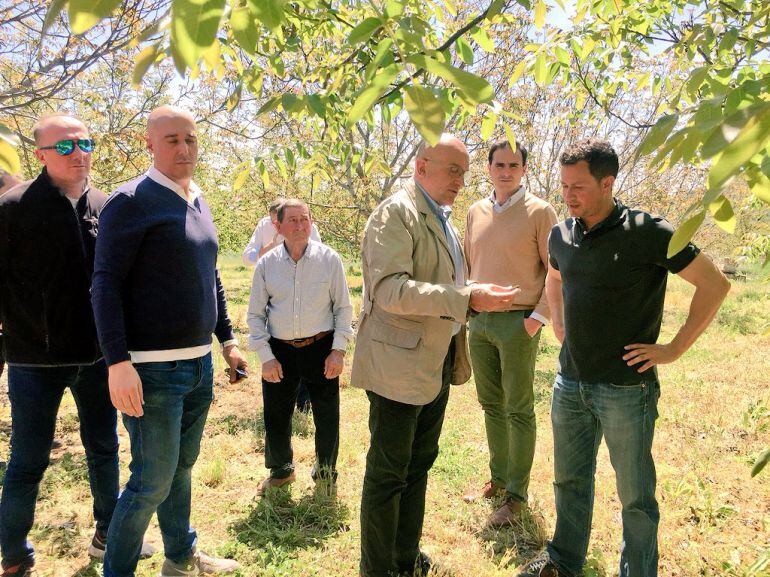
[{"left": 275, "top": 330, "right": 333, "bottom": 348}]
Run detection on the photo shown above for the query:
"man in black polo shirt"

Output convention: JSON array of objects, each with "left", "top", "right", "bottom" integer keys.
[{"left": 518, "top": 139, "right": 730, "bottom": 577}]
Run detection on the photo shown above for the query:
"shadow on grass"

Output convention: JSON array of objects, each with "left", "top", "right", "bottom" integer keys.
[{"left": 231, "top": 488, "right": 350, "bottom": 566}]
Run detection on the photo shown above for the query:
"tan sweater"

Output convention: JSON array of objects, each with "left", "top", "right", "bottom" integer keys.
[{"left": 464, "top": 191, "right": 558, "bottom": 320}]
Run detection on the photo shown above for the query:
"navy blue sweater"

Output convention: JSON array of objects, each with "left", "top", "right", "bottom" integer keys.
[{"left": 91, "top": 173, "right": 234, "bottom": 366}]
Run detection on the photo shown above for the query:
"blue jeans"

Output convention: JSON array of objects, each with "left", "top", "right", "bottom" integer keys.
[
  {"left": 547, "top": 374, "right": 660, "bottom": 577},
  {"left": 0, "top": 361, "right": 118, "bottom": 569},
  {"left": 103, "top": 354, "right": 213, "bottom": 577}
]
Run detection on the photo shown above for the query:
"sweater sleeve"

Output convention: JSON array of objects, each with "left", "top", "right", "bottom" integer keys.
[
  {"left": 213, "top": 268, "right": 236, "bottom": 345},
  {"left": 533, "top": 204, "right": 559, "bottom": 322},
  {"left": 91, "top": 194, "right": 147, "bottom": 366}
]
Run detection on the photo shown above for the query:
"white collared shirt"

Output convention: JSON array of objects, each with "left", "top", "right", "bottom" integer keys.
[
  {"left": 247, "top": 240, "right": 354, "bottom": 363},
  {"left": 489, "top": 185, "right": 525, "bottom": 213}
]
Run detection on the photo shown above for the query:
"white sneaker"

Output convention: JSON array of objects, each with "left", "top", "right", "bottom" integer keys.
[{"left": 159, "top": 550, "right": 240, "bottom": 576}]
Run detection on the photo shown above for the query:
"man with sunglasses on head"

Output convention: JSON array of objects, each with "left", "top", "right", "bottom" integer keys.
[{"left": 0, "top": 114, "right": 151, "bottom": 577}]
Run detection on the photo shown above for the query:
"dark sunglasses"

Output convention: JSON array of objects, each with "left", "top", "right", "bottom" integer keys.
[{"left": 38, "top": 139, "right": 96, "bottom": 156}]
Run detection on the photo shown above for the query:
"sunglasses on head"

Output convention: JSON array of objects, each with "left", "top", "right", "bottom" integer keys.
[{"left": 38, "top": 139, "right": 96, "bottom": 156}]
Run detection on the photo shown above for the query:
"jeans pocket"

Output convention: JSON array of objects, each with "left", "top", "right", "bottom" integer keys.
[{"left": 134, "top": 360, "right": 179, "bottom": 372}]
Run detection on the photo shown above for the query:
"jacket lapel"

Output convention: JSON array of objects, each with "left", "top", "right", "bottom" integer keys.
[{"left": 408, "top": 181, "right": 452, "bottom": 260}]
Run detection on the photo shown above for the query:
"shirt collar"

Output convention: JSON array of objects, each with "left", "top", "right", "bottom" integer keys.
[
  {"left": 576, "top": 199, "right": 627, "bottom": 236},
  {"left": 489, "top": 185, "right": 525, "bottom": 211},
  {"left": 416, "top": 182, "right": 452, "bottom": 222},
  {"left": 146, "top": 166, "right": 202, "bottom": 205},
  {"left": 278, "top": 239, "right": 314, "bottom": 261}
]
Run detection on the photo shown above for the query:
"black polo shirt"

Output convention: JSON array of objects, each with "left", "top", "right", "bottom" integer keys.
[{"left": 548, "top": 200, "right": 700, "bottom": 384}]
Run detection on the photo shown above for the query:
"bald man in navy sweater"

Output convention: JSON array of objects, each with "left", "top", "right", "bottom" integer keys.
[{"left": 92, "top": 106, "right": 248, "bottom": 577}]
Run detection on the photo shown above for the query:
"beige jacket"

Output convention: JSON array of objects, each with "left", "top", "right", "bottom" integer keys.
[{"left": 350, "top": 181, "right": 473, "bottom": 405}]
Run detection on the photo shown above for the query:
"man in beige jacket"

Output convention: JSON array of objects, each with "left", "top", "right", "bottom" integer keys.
[{"left": 352, "top": 134, "right": 519, "bottom": 577}]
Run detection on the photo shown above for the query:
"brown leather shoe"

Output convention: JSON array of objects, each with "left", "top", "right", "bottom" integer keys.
[
  {"left": 257, "top": 471, "right": 296, "bottom": 496},
  {"left": 486, "top": 498, "right": 524, "bottom": 528},
  {"left": 462, "top": 480, "right": 505, "bottom": 503}
]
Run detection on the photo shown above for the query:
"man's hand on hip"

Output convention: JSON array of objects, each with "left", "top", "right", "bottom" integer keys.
[
  {"left": 108, "top": 361, "right": 144, "bottom": 417},
  {"left": 469, "top": 284, "right": 521, "bottom": 312},
  {"left": 623, "top": 342, "right": 682, "bottom": 373},
  {"left": 324, "top": 349, "right": 345, "bottom": 379},
  {"left": 261, "top": 359, "right": 283, "bottom": 383},
  {"left": 223, "top": 344, "right": 249, "bottom": 384}
]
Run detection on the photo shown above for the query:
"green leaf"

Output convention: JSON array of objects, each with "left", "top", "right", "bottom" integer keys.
[
  {"left": 226, "top": 82, "right": 243, "bottom": 112},
  {"left": 749, "top": 173, "right": 770, "bottom": 204},
  {"left": 233, "top": 161, "right": 251, "bottom": 191},
  {"left": 480, "top": 110, "right": 498, "bottom": 141},
  {"left": 347, "top": 65, "right": 401, "bottom": 125},
  {"left": 707, "top": 195, "right": 736, "bottom": 234},
  {"left": 534, "top": 0, "right": 547, "bottom": 29},
  {"left": 707, "top": 103, "right": 770, "bottom": 190},
  {"left": 504, "top": 124, "right": 517, "bottom": 155},
  {"left": 668, "top": 210, "right": 705, "bottom": 259},
  {"left": 0, "top": 125, "right": 21, "bottom": 176},
  {"left": 256, "top": 158, "right": 270, "bottom": 189},
  {"left": 132, "top": 45, "right": 160, "bottom": 86},
  {"left": 751, "top": 448, "right": 770, "bottom": 477},
  {"left": 230, "top": 5, "right": 259, "bottom": 54},
  {"left": 470, "top": 27, "right": 495, "bottom": 52},
  {"left": 257, "top": 96, "right": 281, "bottom": 116},
  {"left": 307, "top": 94, "right": 326, "bottom": 118},
  {"left": 42, "top": 0, "right": 67, "bottom": 34},
  {"left": 171, "top": 0, "right": 225, "bottom": 69},
  {"left": 408, "top": 55, "right": 494, "bottom": 105},
  {"left": 533, "top": 52, "right": 547, "bottom": 85},
  {"left": 347, "top": 17, "right": 383, "bottom": 45},
  {"left": 686, "top": 66, "right": 709, "bottom": 96},
  {"left": 456, "top": 37, "right": 474, "bottom": 66},
  {"left": 508, "top": 59, "right": 528, "bottom": 87},
  {"left": 248, "top": 0, "right": 285, "bottom": 35},
  {"left": 68, "top": 0, "right": 121, "bottom": 34},
  {"left": 700, "top": 103, "right": 761, "bottom": 160},
  {"left": 385, "top": 0, "right": 405, "bottom": 18},
  {"left": 404, "top": 86, "right": 445, "bottom": 146},
  {"left": 637, "top": 114, "right": 678, "bottom": 157}
]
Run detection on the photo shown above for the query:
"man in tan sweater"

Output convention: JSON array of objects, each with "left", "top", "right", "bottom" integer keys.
[{"left": 463, "top": 139, "right": 558, "bottom": 528}]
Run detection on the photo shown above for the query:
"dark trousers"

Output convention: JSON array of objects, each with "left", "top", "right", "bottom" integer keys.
[
  {"left": 262, "top": 333, "right": 340, "bottom": 480},
  {"left": 359, "top": 343, "right": 454, "bottom": 577},
  {"left": 0, "top": 361, "right": 119, "bottom": 569}
]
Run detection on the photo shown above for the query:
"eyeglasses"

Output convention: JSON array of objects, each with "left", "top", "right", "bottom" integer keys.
[
  {"left": 38, "top": 139, "right": 96, "bottom": 156},
  {"left": 422, "top": 157, "right": 467, "bottom": 178}
]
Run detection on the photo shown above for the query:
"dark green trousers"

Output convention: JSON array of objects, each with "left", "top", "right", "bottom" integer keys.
[{"left": 359, "top": 344, "right": 454, "bottom": 577}]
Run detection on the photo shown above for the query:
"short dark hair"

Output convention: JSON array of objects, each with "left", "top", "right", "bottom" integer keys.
[
  {"left": 268, "top": 197, "right": 287, "bottom": 215},
  {"left": 560, "top": 139, "right": 619, "bottom": 181},
  {"left": 277, "top": 198, "right": 310, "bottom": 222},
  {"left": 488, "top": 138, "right": 528, "bottom": 166}
]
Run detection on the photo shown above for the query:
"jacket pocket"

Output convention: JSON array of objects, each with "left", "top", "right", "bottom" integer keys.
[{"left": 370, "top": 320, "right": 421, "bottom": 349}]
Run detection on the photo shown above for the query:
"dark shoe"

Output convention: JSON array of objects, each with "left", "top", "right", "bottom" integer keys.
[
  {"left": 50, "top": 438, "right": 64, "bottom": 450},
  {"left": 462, "top": 480, "right": 505, "bottom": 503},
  {"left": 398, "top": 551, "right": 431, "bottom": 576},
  {"left": 87, "top": 530, "right": 157, "bottom": 560},
  {"left": 486, "top": 498, "right": 525, "bottom": 528},
  {"left": 517, "top": 552, "right": 569, "bottom": 577},
  {"left": 256, "top": 471, "right": 296, "bottom": 496},
  {"left": 1, "top": 560, "right": 34, "bottom": 577}
]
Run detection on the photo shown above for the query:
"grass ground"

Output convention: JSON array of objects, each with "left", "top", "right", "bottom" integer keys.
[{"left": 0, "top": 255, "right": 768, "bottom": 577}]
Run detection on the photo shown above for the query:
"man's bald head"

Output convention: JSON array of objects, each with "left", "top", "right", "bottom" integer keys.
[
  {"left": 147, "top": 105, "right": 196, "bottom": 138},
  {"left": 33, "top": 113, "right": 87, "bottom": 146},
  {"left": 415, "top": 133, "right": 468, "bottom": 161},
  {"left": 414, "top": 133, "right": 469, "bottom": 206},
  {"left": 146, "top": 105, "right": 198, "bottom": 186}
]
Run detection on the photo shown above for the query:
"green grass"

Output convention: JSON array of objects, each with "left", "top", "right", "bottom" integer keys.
[{"left": 0, "top": 255, "right": 768, "bottom": 576}]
